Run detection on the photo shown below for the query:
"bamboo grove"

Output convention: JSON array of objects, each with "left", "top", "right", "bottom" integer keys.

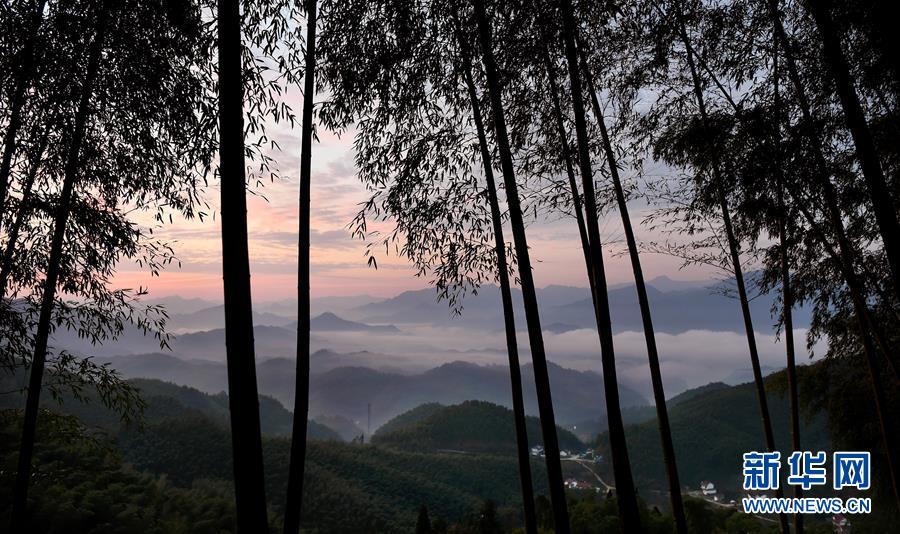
[{"left": 1, "top": 0, "right": 899, "bottom": 532}]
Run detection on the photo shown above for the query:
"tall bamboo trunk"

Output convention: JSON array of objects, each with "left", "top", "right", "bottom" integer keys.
[
  {"left": 771, "top": 0, "right": 900, "bottom": 509},
  {"left": 676, "top": 10, "right": 790, "bottom": 533},
  {"left": 578, "top": 42, "right": 688, "bottom": 534},
  {"left": 786, "top": 186, "right": 900, "bottom": 504},
  {"left": 554, "top": 1, "right": 641, "bottom": 529},
  {"left": 10, "top": 6, "right": 107, "bottom": 529},
  {"left": 217, "top": 0, "right": 270, "bottom": 531},
  {"left": 472, "top": 1, "right": 570, "bottom": 531},
  {"left": 865, "top": 1, "right": 900, "bottom": 107},
  {"left": 778, "top": 183, "right": 803, "bottom": 534},
  {"left": 283, "top": 0, "right": 317, "bottom": 532},
  {"left": 804, "top": 0, "right": 900, "bottom": 301},
  {"left": 541, "top": 47, "right": 594, "bottom": 295},
  {"left": 771, "top": 1, "right": 900, "bottom": 379},
  {"left": 460, "top": 49, "right": 538, "bottom": 534},
  {"left": 0, "top": 0, "right": 47, "bottom": 237},
  {"left": 772, "top": 34, "right": 803, "bottom": 534},
  {"left": 0, "top": 130, "right": 48, "bottom": 297}
]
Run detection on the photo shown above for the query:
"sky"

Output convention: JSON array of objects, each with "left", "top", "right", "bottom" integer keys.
[
  {"left": 113, "top": 95, "right": 715, "bottom": 302},
  {"left": 104, "top": 94, "right": 818, "bottom": 392}
]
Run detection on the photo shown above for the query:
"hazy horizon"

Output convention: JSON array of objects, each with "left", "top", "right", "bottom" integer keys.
[
  {"left": 141, "top": 273, "right": 717, "bottom": 304},
  {"left": 76, "top": 277, "right": 825, "bottom": 400}
]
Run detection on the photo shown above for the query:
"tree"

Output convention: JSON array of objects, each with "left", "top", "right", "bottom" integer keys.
[
  {"left": 672, "top": 6, "right": 788, "bottom": 532},
  {"left": 216, "top": 0, "right": 269, "bottom": 530},
  {"left": 316, "top": 0, "right": 539, "bottom": 529},
  {"left": 0, "top": 0, "right": 47, "bottom": 235},
  {"left": 540, "top": 45, "right": 593, "bottom": 296},
  {"left": 767, "top": 0, "right": 900, "bottom": 508},
  {"left": 554, "top": 0, "right": 642, "bottom": 529},
  {"left": 284, "top": 0, "right": 318, "bottom": 531},
  {"left": 804, "top": 0, "right": 900, "bottom": 301},
  {"left": 11, "top": 3, "right": 112, "bottom": 526},
  {"left": 6, "top": 0, "right": 246, "bottom": 526},
  {"left": 471, "top": 0, "right": 570, "bottom": 531},
  {"left": 416, "top": 504, "right": 433, "bottom": 534},
  {"left": 458, "top": 30, "right": 538, "bottom": 533},
  {"left": 591, "top": 0, "right": 790, "bottom": 527},
  {"left": 0, "top": 124, "right": 49, "bottom": 295},
  {"left": 577, "top": 30, "right": 688, "bottom": 534},
  {"left": 771, "top": 31, "right": 803, "bottom": 533}
]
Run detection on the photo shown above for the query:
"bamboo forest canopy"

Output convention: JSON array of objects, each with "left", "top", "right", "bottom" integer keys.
[
  {"left": 0, "top": 1, "right": 305, "bottom": 526},
  {"left": 316, "top": 0, "right": 900, "bottom": 525},
  {"left": 319, "top": 0, "right": 900, "bottom": 361}
]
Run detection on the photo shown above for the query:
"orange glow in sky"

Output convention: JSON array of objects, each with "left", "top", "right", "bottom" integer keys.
[{"left": 112, "top": 103, "right": 710, "bottom": 302}]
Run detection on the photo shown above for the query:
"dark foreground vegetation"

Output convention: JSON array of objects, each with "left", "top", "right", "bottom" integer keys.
[
  {"left": 0, "top": 377, "right": 542, "bottom": 532},
  {"left": 0, "top": 373, "right": 844, "bottom": 533}
]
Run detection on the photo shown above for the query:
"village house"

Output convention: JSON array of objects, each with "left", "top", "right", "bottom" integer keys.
[{"left": 700, "top": 481, "right": 716, "bottom": 497}]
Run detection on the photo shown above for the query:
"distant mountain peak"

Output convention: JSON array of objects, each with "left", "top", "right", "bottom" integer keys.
[
  {"left": 430, "top": 360, "right": 483, "bottom": 372},
  {"left": 309, "top": 312, "right": 400, "bottom": 333},
  {"left": 645, "top": 275, "right": 713, "bottom": 292}
]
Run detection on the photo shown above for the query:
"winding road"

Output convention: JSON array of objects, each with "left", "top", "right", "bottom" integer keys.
[{"left": 564, "top": 458, "right": 615, "bottom": 492}]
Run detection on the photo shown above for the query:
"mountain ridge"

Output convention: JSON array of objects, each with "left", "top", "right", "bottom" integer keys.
[
  {"left": 94, "top": 353, "right": 648, "bottom": 430},
  {"left": 372, "top": 400, "right": 585, "bottom": 455}
]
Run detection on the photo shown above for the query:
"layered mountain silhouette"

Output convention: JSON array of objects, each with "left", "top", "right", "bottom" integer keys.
[
  {"left": 168, "top": 305, "right": 294, "bottom": 331},
  {"left": 50, "top": 313, "right": 400, "bottom": 358},
  {"left": 308, "top": 312, "right": 401, "bottom": 332},
  {"left": 0, "top": 374, "right": 342, "bottom": 441},
  {"left": 47, "top": 279, "right": 810, "bottom": 365},
  {"left": 97, "top": 353, "right": 648, "bottom": 430},
  {"left": 349, "top": 280, "right": 811, "bottom": 334}
]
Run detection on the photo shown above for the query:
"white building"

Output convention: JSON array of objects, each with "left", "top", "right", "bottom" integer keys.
[{"left": 832, "top": 514, "right": 851, "bottom": 533}]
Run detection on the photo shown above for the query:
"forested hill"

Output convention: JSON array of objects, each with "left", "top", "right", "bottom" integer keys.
[
  {"left": 0, "top": 375, "right": 342, "bottom": 441},
  {"left": 596, "top": 369, "right": 831, "bottom": 496},
  {"left": 372, "top": 400, "right": 585, "bottom": 455},
  {"left": 0, "top": 379, "right": 551, "bottom": 532},
  {"left": 374, "top": 402, "right": 446, "bottom": 436},
  {"left": 96, "top": 355, "right": 649, "bottom": 428}
]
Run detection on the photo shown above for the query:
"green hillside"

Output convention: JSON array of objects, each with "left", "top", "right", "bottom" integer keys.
[
  {"left": 0, "top": 411, "right": 238, "bottom": 534},
  {"left": 373, "top": 402, "right": 445, "bottom": 436},
  {"left": 597, "top": 372, "right": 830, "bottom": 496},
  {"left": 313, "top": 413, "right": 365, "bottom": 441},
  {"left": 372, "top": 400, "right": 585, "bottom": 455},
  {"left": 0, "top": 381, "right": 551, "bottom": 532},
  {"left": 111, "top": 409, "right": 546, "bottom": 529},
  {"left": 1, "top": 376, "right": 835, "bottom": 532},
  {"left": 667, "top": 381, "right": 731, "bottom": 405},
  {"left": 34, "top": 377, "right": 343, "bottom": 441}
]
